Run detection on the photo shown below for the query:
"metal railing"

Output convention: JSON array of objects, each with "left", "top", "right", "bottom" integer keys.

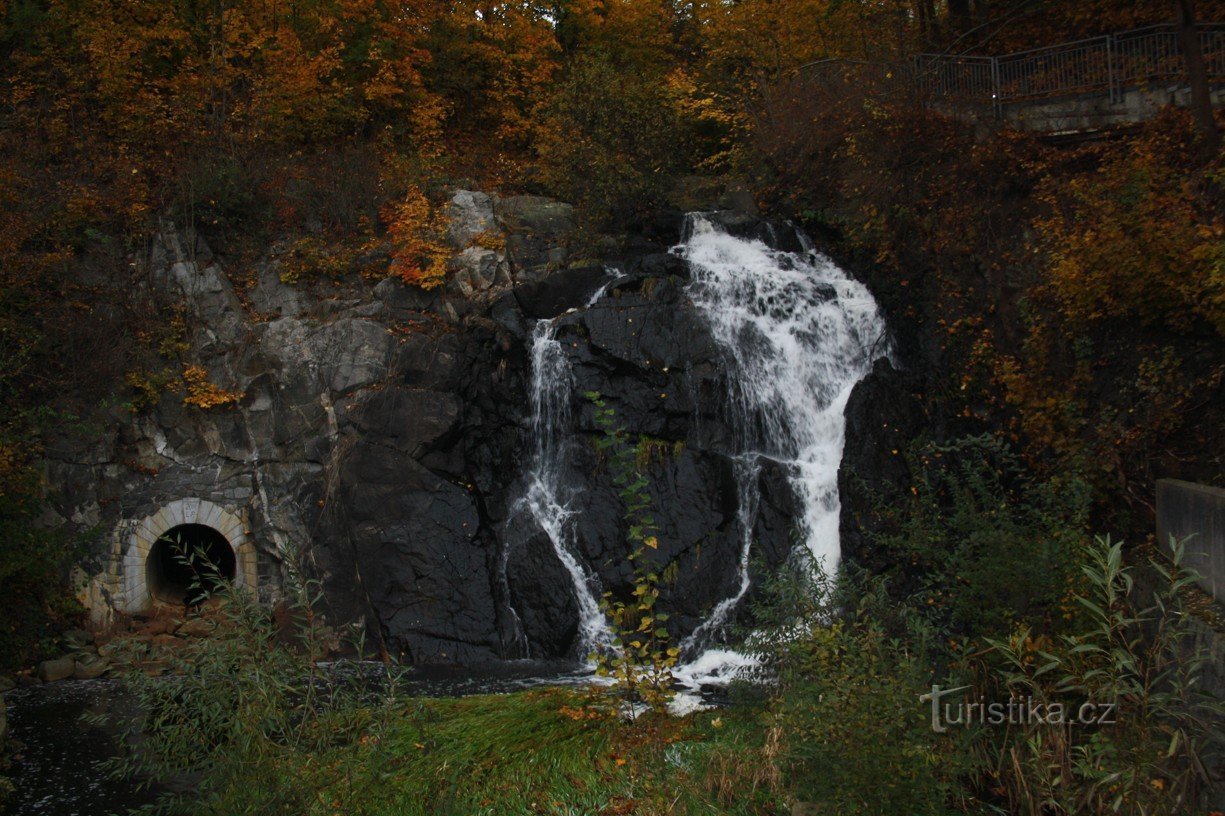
[{"left": 914, "top": 23, "right": 1224, "bottom": 113}]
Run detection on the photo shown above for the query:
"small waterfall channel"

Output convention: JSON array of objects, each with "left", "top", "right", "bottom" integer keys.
[
  {"left": 513, "top": 215, "right": 889, "bottom": 682},
  {"left": 515, "top": 318, "right": 617, "bottom": 657}
]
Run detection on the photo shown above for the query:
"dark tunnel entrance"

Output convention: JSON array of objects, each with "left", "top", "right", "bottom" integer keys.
[{"left": 146, "top": 524, "right": 237, "bottom": 605}]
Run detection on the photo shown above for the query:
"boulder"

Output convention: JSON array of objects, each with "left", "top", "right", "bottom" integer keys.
[
  {"left": 38, "top": 656, "right": 76, "bottom": 683},
  {"left": 496, "top": 196, "right": 575, "bottom": 237},
  {"left": 447, "top": 190, "right": 498, "bottom": 250},
  {"left": 450, "top": 247, "right": 501, "bottom": 294},
  {"left": 137, "top": 618, "right": 175, "bottom": 637},
  {"left": 176, "top": 618, "right": 215, "bottom": 638},
  {"left": 62, "top": 628, "right": 93, "bottom": 649},
  {"left": 248, "top": 263, "right": 305, "bottom": 318}
]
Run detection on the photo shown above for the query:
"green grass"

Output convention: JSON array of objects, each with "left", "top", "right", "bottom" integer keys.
[{"left": 188, "top": 687, "right": 780, "bottom": 816}]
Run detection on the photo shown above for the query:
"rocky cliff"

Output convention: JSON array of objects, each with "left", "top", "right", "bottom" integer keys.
[{"left": 44, "top": 192, "right": 883, "bottom": 665}]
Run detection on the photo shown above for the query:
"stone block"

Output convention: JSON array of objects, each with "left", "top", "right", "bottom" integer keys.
[{"left": 38, "top": 656, "right": 76, "bottom": 683}]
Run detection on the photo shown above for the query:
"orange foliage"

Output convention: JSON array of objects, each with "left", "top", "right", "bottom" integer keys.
[
  {"left": 384, "top": 187, "right": 449, "bottom": 290},
  {"left": 1035, "top": 113, "right": 1225, "bottom": 334},
  {"left": 182, "top": 365, "right": 243, "bottom": 409}
]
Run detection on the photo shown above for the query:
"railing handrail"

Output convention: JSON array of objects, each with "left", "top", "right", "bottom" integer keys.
[
  {"left": 914, "top": 22, "right": 1224, "bottom": 66},
  {"left": 905, "top": 21, "right": 1225, "bottom": 110}
]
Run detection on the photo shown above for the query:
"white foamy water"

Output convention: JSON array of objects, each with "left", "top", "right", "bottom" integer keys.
[
  {"left": 514, "top": 319, "right": 615, "bottom": 658},
  {"left": 672, "top": 213, "right": 888, "bottom": 686}
]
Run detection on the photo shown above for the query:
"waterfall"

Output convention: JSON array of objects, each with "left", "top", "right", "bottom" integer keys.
[
  {"left": 509, "top": 222, "right": 886, "bottom": 681},
  {"left": 675, "top": 213, "right": 889, "bottom": 666},
  {"left": 514, "top": 320, "right": 615, "bottom": 659}
]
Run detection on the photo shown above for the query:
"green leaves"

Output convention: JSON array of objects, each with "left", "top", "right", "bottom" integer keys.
[{"left": 585, "top": 391, "right": 677, "bottom": 717}]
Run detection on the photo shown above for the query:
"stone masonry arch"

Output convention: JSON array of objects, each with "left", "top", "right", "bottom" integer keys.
[{"left": 121, "top": 499, "right": 256, "bottom": 614}]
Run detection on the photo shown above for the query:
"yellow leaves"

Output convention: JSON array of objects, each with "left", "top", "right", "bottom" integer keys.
[
  {"left": 1035, "top": 126, "right": 1224, "bottom": 334},
  {"left": 384, "top": 186, "right": 449, "bottom": 291},
  {"left": 182, "top": 365, "right": 242, "bottom": 410}
]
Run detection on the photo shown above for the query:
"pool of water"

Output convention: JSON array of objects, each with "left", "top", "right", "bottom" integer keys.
[
  {"left": 0, "top": 660, "right": 590, "bottom": 816},
  {"left": 2, "top": 679, "right": 162, "bottom": 816}
]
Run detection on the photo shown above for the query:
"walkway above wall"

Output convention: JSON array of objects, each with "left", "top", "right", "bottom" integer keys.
[{"left": 800, "top": 23, "right": 1224, "bottom": 133}]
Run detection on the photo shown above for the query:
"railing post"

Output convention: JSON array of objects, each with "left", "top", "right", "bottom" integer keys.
[
  {"left": 990, "top": 56, "right": 1001, "bottom": 117},
  {"left": 1106, "top": 34, "right": 1118, "bottom": 103}
]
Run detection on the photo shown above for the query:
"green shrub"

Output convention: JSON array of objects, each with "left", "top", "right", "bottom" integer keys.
[
  {"left": 872, "top": 434, "right": 1090, "bottom": 642},
  {"left": 111, "top": 578, "right": 395, "bottom": 815},
  {"left": 753, "top": 562, "right": 974, "bottom": 815},
  {"left": 981, "top": 535, "right": 1225, "bottom": 815},
  {"left": 536, "top": 51, "right": 685, "bottom": 227},
  {"left": 586, "top": 391, "right": 678, "bottom": 715},
  {"left": 172, "top": 152, "right": 270, "bottom": 235},
  {"left": 0, "top": 494, "right": 84, "bottom": 672}
]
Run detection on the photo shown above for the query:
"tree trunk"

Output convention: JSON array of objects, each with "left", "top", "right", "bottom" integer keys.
[
  {"left": 1173, "top": 0, "right": 1220, "bottom": 155},
  {"left": 916, "top": 0, "right": 936, "bottom": 42},
  {"left": 947, "top": 0, "right": 971, "bottom": 29}
]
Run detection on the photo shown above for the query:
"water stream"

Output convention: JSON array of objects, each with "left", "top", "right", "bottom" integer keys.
[{"left": 515, "top": 319, "right": 616, "bottom": 657}]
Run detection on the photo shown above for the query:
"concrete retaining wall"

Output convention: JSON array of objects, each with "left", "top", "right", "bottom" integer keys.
[{"left": 1156, "top": 478, "right": 1225, "bottom": 602}]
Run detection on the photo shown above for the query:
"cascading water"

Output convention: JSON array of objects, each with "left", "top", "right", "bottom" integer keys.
[
  {"left": 510, "top": 222, "right": 886, "bottom": 686},
  {"left": 673, "top": 214, "right": 889, "bottom": 678},
  {"left": 515, "top": 319, "right": 616, "bottom": 658}
]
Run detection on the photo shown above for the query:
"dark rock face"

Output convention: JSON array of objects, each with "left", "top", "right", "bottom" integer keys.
[
  {"left": 837, "top": 358, "right": 926, "bottom": 572},
  {"left": 497, "top": 249, "right": 799, "bottom": 656}
]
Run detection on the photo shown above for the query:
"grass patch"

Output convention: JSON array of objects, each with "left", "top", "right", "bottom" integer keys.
[{"left": 184, "top": 687, "right": 779, "bottom": 816}]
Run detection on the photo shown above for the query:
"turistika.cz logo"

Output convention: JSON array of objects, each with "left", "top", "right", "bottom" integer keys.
[{"left": 918, "top": 684, "right": 1117, "bottom": 733}]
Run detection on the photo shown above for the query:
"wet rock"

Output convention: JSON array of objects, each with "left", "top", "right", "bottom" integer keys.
[
  {"left": 514, "top": 265, "right": 615, "bottom": 320},
  {"left": 317, "top": 442, "right": 502, "bottom": 664},
  {"left": 837, "top": 358, "right": 925, "bottom": 572},
  {"left": 37, "top": 657, "right": 76, "bottom": 683},
  {"left": 341, "top": 385, "right": 459, "bottom": 457},
  {"left": 41, "top": 190, "right": 870, "bottom": 667},
  {"left": 503, "top": 530, "right": 581, "bottom": 658}
]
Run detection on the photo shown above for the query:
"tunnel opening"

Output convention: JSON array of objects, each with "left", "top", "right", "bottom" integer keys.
[{"left": 146, "top": 524, "right": 237, "bottom": 605}]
